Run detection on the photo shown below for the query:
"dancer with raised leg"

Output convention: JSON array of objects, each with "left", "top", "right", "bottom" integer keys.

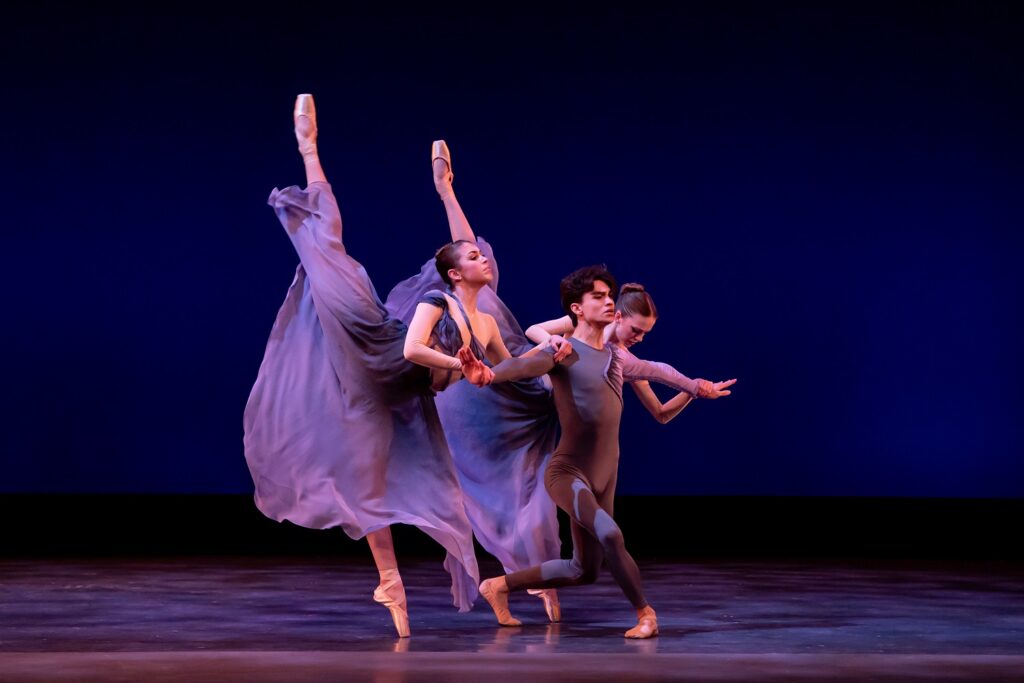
[
  {"left": 385, "top": 141, "right": 570, "bottom": 622},
  {"left": 244, "top": 95, "right": 506, "bottom": 638},
  {"left": 473, "top": 267, "right": 735, "bottom": 639}
]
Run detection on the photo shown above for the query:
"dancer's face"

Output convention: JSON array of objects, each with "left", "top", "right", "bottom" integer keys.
[
  {"left": 572, "top": 280, "right": 616, "bottom": 327},
  {"left": 449, "top": 243, "right": 493, "bottom": 286},
  {"left": 611, "top": 311, "right": 657, "bottom": 348}
]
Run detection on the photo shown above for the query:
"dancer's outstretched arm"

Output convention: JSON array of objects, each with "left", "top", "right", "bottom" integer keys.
[
  {"left": 459, "top": 347, "right": 560, "bottom": 385},
  {"left": 618, "top": 348, "right": 737, "bottom": 399},
  {"left": 630, "top": 381, "right": 694, "bottom": 424},
  {"left": 524, "top": 316, "right": 575, "bottom": 345}
]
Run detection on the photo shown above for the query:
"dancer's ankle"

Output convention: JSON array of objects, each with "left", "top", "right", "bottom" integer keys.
[{"left": 432, "top": 159, "right": 453, "bottom": 199}]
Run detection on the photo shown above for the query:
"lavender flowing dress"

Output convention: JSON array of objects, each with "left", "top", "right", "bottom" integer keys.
[
  {"left": 243, "top": 182, "right": 478, "bottom": 611},
  {"left": 386, "top": 241, "right": 563, "bottom": 573}
]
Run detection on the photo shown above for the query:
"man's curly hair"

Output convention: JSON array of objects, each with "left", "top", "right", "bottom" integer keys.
[{"left": 559, "top": 265, "right": 618, "bottom": 325}]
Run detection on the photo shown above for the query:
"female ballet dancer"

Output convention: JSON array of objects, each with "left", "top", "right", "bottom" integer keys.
[
  {"left": 243, "top": 95, "right": 536, "bottom": 638},
  {"left": 472, "top": 267, "right": 735, "bottom": 639},
  {"left": 525, "top": 283, "right": 735, "bottom": 424},
  {"left": 385, "top": 142, "right": 570, "bottom": 622}
]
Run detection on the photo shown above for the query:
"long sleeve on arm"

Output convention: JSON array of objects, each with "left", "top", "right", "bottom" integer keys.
[
  {"left": 618, "top": 347, "right": 701, "bottom": 397},
  {"left": 404, "top": 301, "right": 462, "bottom": 371}
]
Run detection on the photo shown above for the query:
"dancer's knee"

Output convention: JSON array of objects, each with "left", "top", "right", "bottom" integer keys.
[
  {"left": 569, "top": 557, "right": 600, "bottom": 585},
  {"left": 594, "top": 509, "right": 625, "bottom": 552}
]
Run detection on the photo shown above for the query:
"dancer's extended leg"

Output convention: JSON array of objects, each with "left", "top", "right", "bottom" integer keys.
[
  {"left": 293, "top": 95, "right": 408, "bottom": 638},
  {"left": 432, "top": 140, "right": 474, "bottom": 242}
]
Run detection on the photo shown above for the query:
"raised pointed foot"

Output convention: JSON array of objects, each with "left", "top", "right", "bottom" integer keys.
[
  {"left": 479, "top": 577, "right": 522, "bottom": 627},
  {"left": 294, "top": 94, "right": 318, "bottom": 157},
  {"left": 431, "top": 139, "right": 454, "bottom": 197}
]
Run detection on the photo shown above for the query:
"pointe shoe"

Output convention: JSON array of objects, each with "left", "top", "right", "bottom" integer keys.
[
  {"left": 479, "top": 578, "right": 522, "bottom": 627},
  {"left": 431, "top": 140, "right": 454, "bottom": 196},
  {"left": 624, "top": 606, "right": 658, "bottom": 639},
  {"left": 373, "top": 569, "right": 410, "bottom": 638},
  {"left": 528, "top": 588, "right": 561, "bottom": 623},
  {"left": 293, "top": 94, "right": 318, "bottom": 155}
]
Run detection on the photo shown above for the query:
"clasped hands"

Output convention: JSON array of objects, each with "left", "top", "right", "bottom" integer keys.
[{"left": 458, "top": 335, "right": 574, "bottom": 388}]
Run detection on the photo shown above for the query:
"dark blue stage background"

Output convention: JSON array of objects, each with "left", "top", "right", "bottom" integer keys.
[{"left": 2, "top": 2, "right": 1020, "bottom": 497}]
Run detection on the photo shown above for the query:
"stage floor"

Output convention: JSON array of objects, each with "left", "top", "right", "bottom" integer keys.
[{"left": 1, "top": 557, "right": 1022, "bottom": 681}]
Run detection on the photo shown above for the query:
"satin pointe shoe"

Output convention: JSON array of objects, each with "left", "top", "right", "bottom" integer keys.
[
  {"left": 528, "top": 588, "right": 561, "bottom": 623},
  {"left": 373, "top": 569, "right": 410, "bottom": 638},
  {"left": 624, "top": 605, "right": 658, "bottom": 639},
  {"left": 293, "top": 94, "right": 318, "bottom": 155},
  {"left": 479, "top": 578, "right": 522, "bottom": 627},
  {"left": 431, "top": 139, "right": 454, "bottom": 195}
]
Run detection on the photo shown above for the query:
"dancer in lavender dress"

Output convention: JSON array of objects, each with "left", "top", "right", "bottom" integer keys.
[
  {"left": 525, "top": 283, "right": 733, "bottom": 425},
  {"left": 243, "top": 95, "right": 512, "bottom": 638},
  {"left": 384, "top": 143, "right": 570, "bottom": 623}
]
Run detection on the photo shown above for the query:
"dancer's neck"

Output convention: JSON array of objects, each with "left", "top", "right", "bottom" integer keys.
[
  {"left": 451, "top": 282, "right": 481, "bottom": 315},
  {"left": 572, "top": 319, "right": 608, "bottom": 350},
  {"left": 604, "top": 324, "right": 621, "bottom": 347}
]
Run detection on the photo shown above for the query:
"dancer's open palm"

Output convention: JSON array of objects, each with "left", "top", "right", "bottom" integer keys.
[
  {"left": 458, "top": 347, "right": 494, "bottom": 387},
  {"left": 697, "top": 378, "right": 737, "bottom": 399}
]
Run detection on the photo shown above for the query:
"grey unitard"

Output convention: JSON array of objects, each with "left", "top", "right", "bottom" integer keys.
[{"left": 502, "top": 339, "right": 700, "bottom": 609}]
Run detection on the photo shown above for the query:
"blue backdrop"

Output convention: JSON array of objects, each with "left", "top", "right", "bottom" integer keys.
[{"left": 2, "top": 2, "right": 1020, "bottom": 496}]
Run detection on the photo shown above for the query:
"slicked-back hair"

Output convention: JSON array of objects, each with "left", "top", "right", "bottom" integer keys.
[
  {"left": 617, "top": 283, "right": 658, "bottom": 319},
  {"left": 560, "top": 265, "right": 618, "bottom": 326},
  {"left": 434, "top": 240, "right": 474, "bottom": 287}
]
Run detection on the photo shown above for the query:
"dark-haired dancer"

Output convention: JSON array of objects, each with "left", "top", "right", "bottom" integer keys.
[
  {"left": 385, "top": 142, "right": 568, "bottom": 622},
  {"left": 243, "top": 95, "right": 548, "bottom": 638},
  {"left": 526, "top": 283, "right": 734, "bottom": 423},
  {"left": 473, "top": 267, "right": 734, "bottom": 639}
]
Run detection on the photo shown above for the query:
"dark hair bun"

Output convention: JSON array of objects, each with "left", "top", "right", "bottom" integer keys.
[{"left": 620, "top": 283, "right": 646, "bottom": 294}]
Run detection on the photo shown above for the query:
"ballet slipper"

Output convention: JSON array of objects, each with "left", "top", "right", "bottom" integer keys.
[
  {"left": 373, "top": 568, "right": 410, "bottom": 638},
  {"left": 528, "top": 588, "right": 561, "bottom": 623},
  {"left": 624, "top": 605, "right": 658, "bottom": 639},
  {"left": 479, "top": 577, "right": 522, "bottom": 627},
  {"left": 294, "top": 94, "right": 318, "bottom": 157},
  {"left": 431, "top": 139, "right": 454, "bottom": 197}
]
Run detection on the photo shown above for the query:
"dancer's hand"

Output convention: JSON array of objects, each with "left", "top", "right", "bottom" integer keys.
[
  {"left": 458, "top": 347, "right": 494, "bottom": 387},
  {"left": 548, "top": 335, "right": 573, "bottom": 363},
  {"left": 697, "top": 378, "right": 737, "bottom": 399}
]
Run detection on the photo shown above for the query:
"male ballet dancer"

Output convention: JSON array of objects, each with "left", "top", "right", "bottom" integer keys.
[{"left": 462, "top": 266, "right": 734, "bottom": 638}]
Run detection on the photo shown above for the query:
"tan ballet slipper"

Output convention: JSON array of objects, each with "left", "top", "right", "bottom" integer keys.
[
  {"left": 478, "top": 577, "right": 522, "bottom": 627},
  {"left": 624, "top": 605, "right": 658, "bottom": 639}
]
